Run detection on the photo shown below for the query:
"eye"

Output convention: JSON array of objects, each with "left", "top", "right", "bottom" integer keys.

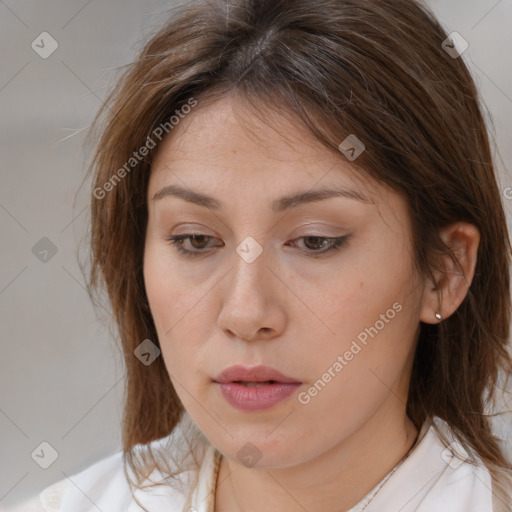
[
  {"left": 165, "top": 234, "right": 350, "bottom": 258},
  {"left": 166, "top": 234, "right": 220, "bottom": 258},
  {"left": 287, "top": 235, "right": 350, "bottom": 256}
]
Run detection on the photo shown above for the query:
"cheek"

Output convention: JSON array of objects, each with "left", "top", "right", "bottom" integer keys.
[
  {"left": 144, "top": 240, "right": 201, "bottom": 330},
  {"left": 143, "top": 244, "right": 202, "bottom": 377},
  {"left": 305, "top": 247, "right": 408, "bottom": 346},
  {"left": 297, "top": 240, "right": 418, "bottom": 403},
  {"left": 292, "top": 304, "right": 416, "bottom": 447}
]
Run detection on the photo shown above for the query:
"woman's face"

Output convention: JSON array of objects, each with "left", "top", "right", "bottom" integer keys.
[{"left": 144, "top": 95, "right": 425, "bottom": 468}]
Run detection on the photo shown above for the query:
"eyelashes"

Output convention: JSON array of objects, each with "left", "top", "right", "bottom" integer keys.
[{"left": 165, "top": 234, "right": 350, "bottom": 259}]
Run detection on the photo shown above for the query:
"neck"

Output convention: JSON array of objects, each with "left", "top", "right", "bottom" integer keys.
[{"left": 214, "top": 410, "right": 419, "bottom": 512}]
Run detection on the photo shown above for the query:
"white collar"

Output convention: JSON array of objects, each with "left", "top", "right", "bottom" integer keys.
[
  {"left": 181, "top": 417, "right": 494, "bottom": 512},
  {"left": 56, "top": 415, "right": 494, "bottom": 511}
]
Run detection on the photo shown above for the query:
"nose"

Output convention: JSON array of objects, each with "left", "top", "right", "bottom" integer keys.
[{"left": 217, "top": 240, "right": 287, "bottom": 342}]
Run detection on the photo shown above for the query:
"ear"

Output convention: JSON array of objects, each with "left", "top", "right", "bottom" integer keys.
[{"left": 419, "top": 222, "right": 480, "bottom": 324}]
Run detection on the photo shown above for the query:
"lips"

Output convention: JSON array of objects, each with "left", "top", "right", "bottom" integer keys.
[
  {"left": 213, "top": 365, "right": 302, "bottom": 412},
  {"left": 213, "top": 364, "right": 301, "bottom": 384}
]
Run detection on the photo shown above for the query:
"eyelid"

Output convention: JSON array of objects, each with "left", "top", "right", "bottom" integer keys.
[{"left": 165, "top": 233, "right": 350, "bottom": 258}]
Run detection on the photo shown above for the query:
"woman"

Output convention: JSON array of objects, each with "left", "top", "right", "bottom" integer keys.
[{"left": 14, "top": 0, "right": 512, "bottom": 510}]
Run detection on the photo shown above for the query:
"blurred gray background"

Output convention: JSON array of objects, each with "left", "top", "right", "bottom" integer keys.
[{"left": 1, "top": 0, "right": 511, "bottom": 507}]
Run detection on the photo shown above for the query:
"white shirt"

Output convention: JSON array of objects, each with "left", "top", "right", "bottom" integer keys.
[{"left": 6, "top": 414, "right": 499, "bottom": 512}]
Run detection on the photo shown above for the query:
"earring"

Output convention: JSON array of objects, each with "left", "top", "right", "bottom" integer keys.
[{"left": 435, "top": 312, "right": 442, "bottom": 321}]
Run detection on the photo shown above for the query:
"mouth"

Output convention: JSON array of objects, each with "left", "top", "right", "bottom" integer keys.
[
  {"left": 213, "top": 364, "right": 301, "bottom": 385},
  {"left": 231, "top": 380, "right": 279, "bottom": 386},
  {"left": 212, "top": 365, "right": 302, "bottom": 412},
  {"left": 214, "top": 380, "right": 301, "bottom": 411}
]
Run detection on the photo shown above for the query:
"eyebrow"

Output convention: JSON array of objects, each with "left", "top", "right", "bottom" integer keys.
[{"left": 152, "top": 184, "right": 373, "bottom": 212}]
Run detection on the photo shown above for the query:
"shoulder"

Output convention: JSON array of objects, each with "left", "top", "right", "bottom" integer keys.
[
  {"left": 9, "top": 414, "right": 212, "bottom": 512},
  {"left": 53, "top": 450, "right": 131, "bottom": 511},
  {"left": 0, "top": 452, "right": 121, "bottom": 512},
  {"left": 0, "top": 452, "right": 123, "bottom": 512},
  {"left": 422, "top": 417, "right": 496, "bottom": 510},
  {"left": 367, "top": 416, "right": 496, "bottom": 512},
  {"left": 3, "top": 450, "right": 129, "bottom": 512}
]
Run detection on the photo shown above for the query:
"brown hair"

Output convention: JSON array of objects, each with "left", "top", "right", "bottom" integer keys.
[{"left": 82, "top": 0, "right": 512, "bottom": 507}]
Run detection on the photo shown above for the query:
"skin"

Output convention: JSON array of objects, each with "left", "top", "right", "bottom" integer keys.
[{"left": 143, "top": 94, "right": 480, "bottom": 511}]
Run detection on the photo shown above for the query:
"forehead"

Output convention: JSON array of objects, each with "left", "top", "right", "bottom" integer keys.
[
  {"left": 149, "top": 95, "right": 378, "bottom": 199},
  {"left": 146, "top": 96, "right": 413, "bottom": 239}
]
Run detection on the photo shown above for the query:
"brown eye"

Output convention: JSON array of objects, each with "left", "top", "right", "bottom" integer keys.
[
  {"left": 188, "top": 235, "right": 211, "bottom": 249},
  {"left": 302, "top": 236, "right": 331, "bottom": 251},
  {"left": 166, "top": 234, "right": 349, "bottom": 259},
  {"left": 166, "top": 234, "right": 219, "bottom": 258},
  {"left": 288, "top": 235, "right": 350, "bottom": 256}
]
